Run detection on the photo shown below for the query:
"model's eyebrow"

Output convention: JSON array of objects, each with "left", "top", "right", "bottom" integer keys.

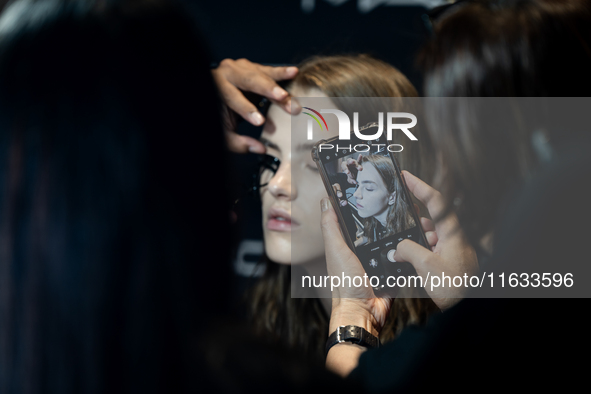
[
  {"left": 360, "top": 180, "right": 378, "bottom": 186},
  {"left": 260, "top": 137, "right": 280, "bottom": 152}
]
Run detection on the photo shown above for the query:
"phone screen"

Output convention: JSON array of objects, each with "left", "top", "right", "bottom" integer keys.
[{"left": 313, "top": 131, "right": 428, "bottom": 286}]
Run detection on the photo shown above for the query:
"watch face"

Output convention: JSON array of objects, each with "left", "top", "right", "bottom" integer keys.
[
  {"left": 326, "top": 325, "right": 380, "bottom": 356},
  {"left": 343, "top": 326, "right": 359, "bottom": 339}
]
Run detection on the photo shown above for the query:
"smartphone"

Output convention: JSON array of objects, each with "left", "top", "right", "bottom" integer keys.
[{"left": 311, "top": 124, "right": 429, "bottom": 291}]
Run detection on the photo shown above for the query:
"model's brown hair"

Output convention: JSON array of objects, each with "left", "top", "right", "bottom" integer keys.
[
  {"left": 292, "top": 55, "right": 431, "bottom": 178},
  {"left": 248, "top": 54, "right": 438, "bottom": 361}
]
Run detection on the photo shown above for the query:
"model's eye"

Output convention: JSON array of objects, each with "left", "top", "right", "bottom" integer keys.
[{"left": 258, "top": 154, "right": 281, "bottom": 187}]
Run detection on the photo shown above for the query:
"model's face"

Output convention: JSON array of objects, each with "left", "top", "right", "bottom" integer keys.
[
  {"left": 353, "top": 162, "right": 392, "bottom": 219},
  {"left": 260, "top": 87, "right": 339, "bottom": 265}
]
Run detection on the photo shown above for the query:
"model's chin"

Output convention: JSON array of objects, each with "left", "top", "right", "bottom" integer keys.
[
  {"left": 263, "top": 234, "right": 322, "bottom": 266},
  {"left": 357, "top": 210, "right": 370, "bottom": 218},
  {"left": 263, "top": 225, "right": 327, "bottom": 266},
  {"left": 265, "top": 248, "right": 292, "bottom": 265},
  {"left": 263, "top": 232, "right": 292, "bottom": 265}
]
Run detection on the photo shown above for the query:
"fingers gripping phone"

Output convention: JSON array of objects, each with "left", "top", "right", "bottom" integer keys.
[{"left": 312, "top": 125, "right": 429, "bottom": 291}]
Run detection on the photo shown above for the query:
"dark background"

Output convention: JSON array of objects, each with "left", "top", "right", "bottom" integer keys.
[{"left": 191, "top": 0, "right": 441, "bottom": 89}]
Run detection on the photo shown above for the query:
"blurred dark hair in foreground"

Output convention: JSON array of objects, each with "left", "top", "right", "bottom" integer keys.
[
  {"left": 417, "top": 0, "right": 591, "bottom": 248},
  {"left": 0, "top": 0, "right": 232, "bottom": 392}
]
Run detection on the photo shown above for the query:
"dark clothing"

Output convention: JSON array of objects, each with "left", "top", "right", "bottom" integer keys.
[
  {"left": 349, "top": 139, "right": 591, "bottom": 392},
  {"left": 370, "top": 221, "right": 389, "bottom": 243},
  {"left": 201, "top": 318, "right": 362, "bottom": 394}
]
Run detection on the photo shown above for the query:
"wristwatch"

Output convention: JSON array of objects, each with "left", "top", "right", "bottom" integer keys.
[{"left": 325, "top": 325, "right": 380, "bottom": 357}]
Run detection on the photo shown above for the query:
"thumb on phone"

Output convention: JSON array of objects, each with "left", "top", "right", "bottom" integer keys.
[{"left": 393, "top": 239, "right": 432, "bottom": 275}]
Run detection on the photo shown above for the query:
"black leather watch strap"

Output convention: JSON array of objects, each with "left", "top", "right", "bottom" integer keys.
[{"left": 325, "top": 325, "right": 380, "bottom": 357}]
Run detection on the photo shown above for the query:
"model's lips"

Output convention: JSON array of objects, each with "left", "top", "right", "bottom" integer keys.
[
  {"left": 267, "top": 207, "right": 300, "bottom": 232},
  {"left": 356, "top": 202, "right": 364, "bottom": 209}
]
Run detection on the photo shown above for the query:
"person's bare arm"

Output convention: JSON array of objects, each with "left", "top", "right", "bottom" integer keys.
[
  {"left": 326, "top": 342, "right": 367, "bottom": 378},
  {"left": 320, "top": 198, "right": 391, "bottom": 377}
]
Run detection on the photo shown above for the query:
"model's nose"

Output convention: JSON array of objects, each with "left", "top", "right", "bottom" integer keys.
[
  {"left": 267, "top": 161, "right": 295, "bottom": 201},
  {"left": 353, "top": 187, "right": 362, "bottom": 199}
]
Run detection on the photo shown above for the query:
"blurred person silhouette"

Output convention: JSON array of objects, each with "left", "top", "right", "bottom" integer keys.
[
  {"left": 0, "top": 0, "right": 234, "bottom": 391},
  {"left": 318, "top": 0, "right": 591, "bottom": 391},
  {"left": 0, "top": 0, "right": 363, "bottom": 393}
]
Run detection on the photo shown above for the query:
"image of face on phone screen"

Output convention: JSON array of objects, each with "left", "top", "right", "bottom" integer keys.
[
  {"left": 316, "top": 144, "right": 426, "bottom": 279},
  {"left": 328, "top": 150, "right": 417, "bottom": 248}
]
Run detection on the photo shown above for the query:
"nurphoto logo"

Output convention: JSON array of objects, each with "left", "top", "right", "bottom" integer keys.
[{"left": 304, "top": 107, "right": 418, "bottom": 153}]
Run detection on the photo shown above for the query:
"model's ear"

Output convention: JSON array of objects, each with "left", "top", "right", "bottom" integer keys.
[{"left": 388, "top": 191, "right": 396, "bottom": 205}]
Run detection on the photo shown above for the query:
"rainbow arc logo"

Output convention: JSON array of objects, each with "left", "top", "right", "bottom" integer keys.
[{"left": 303, "top": 107, "right": 328, "bottom": 139}]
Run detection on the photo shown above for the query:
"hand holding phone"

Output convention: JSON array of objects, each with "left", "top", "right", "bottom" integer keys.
[
  {"left": 320, "top": 196, "right": 393, "bottom": 316},
  {"left": 331, "top": 182, "right": 348, "bottom": 206},
  {"left": 392, "top": 171, "right": 479, "bottom": 310}
]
